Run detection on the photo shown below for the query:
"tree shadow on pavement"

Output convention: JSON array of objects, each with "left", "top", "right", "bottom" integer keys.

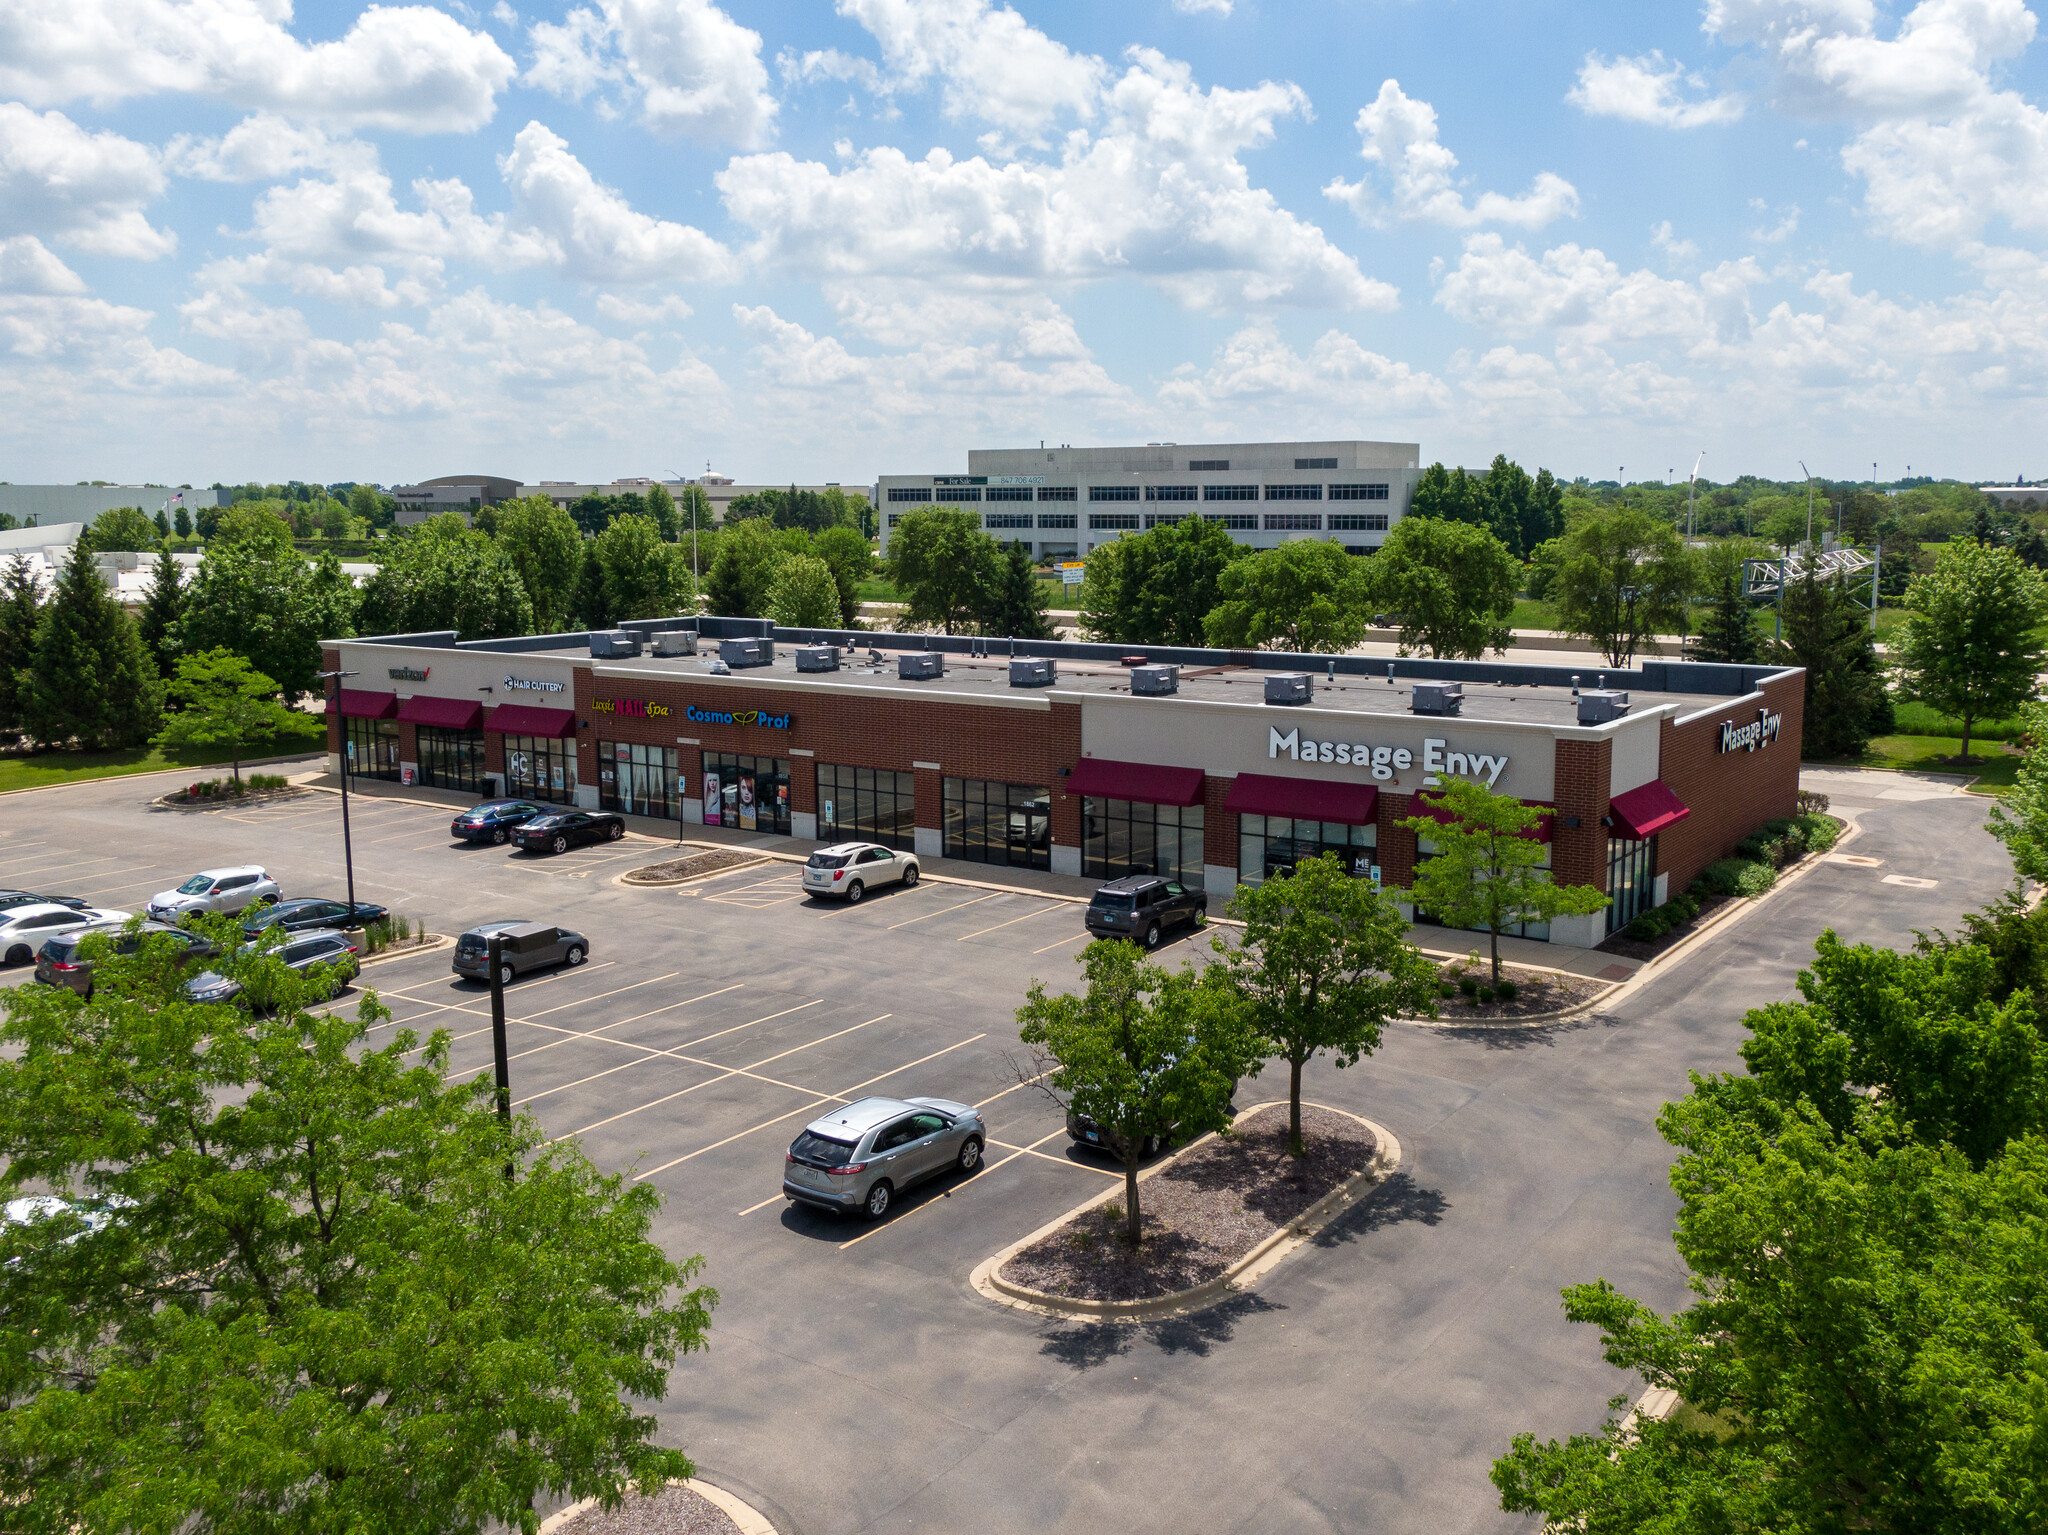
[
  {"left": 1311, "top": 1170, "right": 1448, "bottom": 1248},
  {"left": 1421, "top": 1013, "right": 1616, "bottom": 1051},
  {"left": 1036, "top": 1292, "right": 1285, "bottom": 1373}
]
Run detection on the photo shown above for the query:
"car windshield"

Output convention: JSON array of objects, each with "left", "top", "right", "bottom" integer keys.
[
  {"left": 247, "top": 906, "right": 286, "bottom": 925},
  {"left": 789, "top": 1131, "right": 860, "bottom": 1168},
  {"left": 807, "top": 853, "right": 850, "bottom": 869},
  {"left": 1092, "top": 892, "right": 1137, "bottom": 911},
  {"left": 176, "top": 876, "right": 214, "bottom": 895}
]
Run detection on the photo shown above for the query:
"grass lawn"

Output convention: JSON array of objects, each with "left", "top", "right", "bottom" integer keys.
[
  {"left": 0, "top": 732, "right": 324, "bottom": 796},
  {"left": 1810, "top": 735, "right": 2021, "bottom": 795}
]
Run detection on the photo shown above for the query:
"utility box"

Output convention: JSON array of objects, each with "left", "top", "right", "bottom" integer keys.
[
  {"left": 1130, "top": 664, "right": 1178, "bottom": 696},
  {"left": 1009, "top": 657, "right": 1056, "bottom": 687},
  {"left": 718, "top": 637, "right": 773, "bottom": 669},
  {"left": 1264, "top": 673, "right": 1312, "bottom": 706},
  {"left": 650, "top": 630, "right": 697, "bottom": 657},
  {"left": 589, "top": 630, "right": 641, "bottom": 658},
  {"left": 899, "top": 652, "right": 945, "bottom": 681},
  {"left": 1577, "top": 689, "right": 1630, "bottom": 725},
  {"left": 1412, "top": 681, "right": 1464, "bottom": 717},
  {"left": 795, "top": 645, "right": 839, "bottom": 673}
]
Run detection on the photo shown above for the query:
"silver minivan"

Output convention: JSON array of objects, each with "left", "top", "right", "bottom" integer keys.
[{"left": 782, "top": 1095, "right": 985, "bottom": 1218}]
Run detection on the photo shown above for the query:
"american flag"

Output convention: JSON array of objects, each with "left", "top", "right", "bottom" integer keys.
[{"left": 169, "top": 492, "right": 183, "bottom": 505}]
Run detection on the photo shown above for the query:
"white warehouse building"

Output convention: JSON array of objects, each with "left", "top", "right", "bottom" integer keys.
[{"left": 875, "top": 440, "right": 1422, "bottom": 563}]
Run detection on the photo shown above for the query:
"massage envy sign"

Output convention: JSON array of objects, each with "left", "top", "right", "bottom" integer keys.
[{"left": 1269, "top": 727, "right": 1508, "bottom": 787}]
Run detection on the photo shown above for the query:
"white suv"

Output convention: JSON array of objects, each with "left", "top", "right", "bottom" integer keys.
[
  {"left": 148, "top": 866, "right": 281, "bottom": 920},
  {"left": 802, "top": 843, "right": 919, "bottom": 903}
]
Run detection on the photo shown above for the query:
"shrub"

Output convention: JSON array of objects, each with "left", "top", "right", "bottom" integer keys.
[
  {"left": 1495, "top": 979, "right": 1518, "bottom": 1001},
  {"left": 1734, "top": 861, "right": 1777, "bottom": 897},
  {"left": 1477, "top": 986, "right": 1495, "bottom": 1004},
  {"left": 1702, "top": 859, "right": 1753, "bottom": 897},
  {"left": 1626, "top": 914, "right": 1662, "bottom": 941},
  {"left": 1459, "top": 975, "right": 1480, "bottom": 997},
  {"left": 1796, "top": 788, "right": 1830, "bottom": 815},
  {"left": 1439, "top": 981, "right": 1456, "bottom": 999},
  {"left": 1797, "top": 813, "right": 1839, "bottom": 853},
  {"left": 247, "top": 772, "right": 288, "bottom": 791}
]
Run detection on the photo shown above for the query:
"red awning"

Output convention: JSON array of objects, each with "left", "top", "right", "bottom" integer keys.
[
  {"left": 486, "top": 703, "right": 577, "bottom": 739},
  {"left": 333, "top": 689, "right": 397, "bottom": 720},
  {"left": 1410, "top": 792, "right": 1555, "bottom": 843},
  {"left": 1607, "top": 779, "right": 1691, "bottom": 840},
  {"left": 395, "top": 695, "right": 484, "bottom": 730},
  {"left": 1225, "top": 773, "right": 1377, "bottom": 824},
  {"left": 1066, "top": 757, "right": 1206, "bottom": 807}
]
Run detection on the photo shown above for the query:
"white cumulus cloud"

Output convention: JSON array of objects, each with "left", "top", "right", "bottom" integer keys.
[
  {"left": 1158, "top": 321, "right": 1451, "bottom": 429},
  {"left": 1568, "top": 52, "right": 1744, "bottom": 128},
  {"left": 525, "top": 0, "right": 777, "bottom": 148},
  {"left": 1324, "top": 80, "right": 1579, "bottom": 229},
  {"left": 0, "top": 104, "right": 175, "bottom": 260}
]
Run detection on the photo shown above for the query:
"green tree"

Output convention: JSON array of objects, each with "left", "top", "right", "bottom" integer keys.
[
  {"left": 1773, "top": 570, "right": 1891, "bottom": 756},
  {"left": 0, "top": 553, "right": 42, "bottom": 734},
  {"left": 569, "top": 542, "right": 610, "bottom": 630},
  {"left": 80, "top": 505, "right": 160, "bottom": 554},
  {"left": 171, "top": 504, "right": 192, "bottom": 539},
  {"left": 494, "top": 495, "right": 584, "bottom": 632},
  {"left": 136, "top": 544, "right": 185, "bottom": 678},
  {"left": 1366, "top": 515, "right": 1519, "bottom": 659},
  {"left": 812, "top": 525, "right": 873, "bottom": 627},
  {"left": 152, "top": 648, "right": 319, "bottom": 783},
  {"left": 176, "top": 536, "right": 353, "bottom": 703},
  {"left": 977, "top": 540, "right": 1056, "bottom": 639},
  {"left": 355, "top": 518, "right": 533, "bottom": 642},
  {"left": 1526, "top": 468, "right": 1566, "bottom": 554},
  {"left": 1015, "top": 942, "right": 1246, "bottom": 1242},
  {"left": 1895, "top": 539, "right": 2048, "bottom": 760},
  {"left": 1478, "top": 455, "right": 1534, "bottom": 555},
  {"left": 1398, "top": 780, "right": 1608, "bottom": 985},
  {"left": 193, "top": 503, "right": 221, "bottom": 540},
  {"left": 0, "top": 922, "right": 717, "bottom": 1535},
  {"left": 1203, "top": 539, "right": 1373, "bottom": 654},
  {"left": 765, "top": 552, "right": 841, "bottom": 628},
  {"left": 21, "top": 539, "right": 161, "bottom": 749},
  {"left": 1409, "top": 462, "right": 1486, "bottom": 525},
  {"left": 1988, "top": 700, "right": 2048, "bottom": 883},
  {"left": 645, "top": 481, "right": 679, "bottom": 540},
  {"left": 703, "top": 517, "right": 786, "bottom": 619},
  {"left": 1212, "top": 853, "right": 1439, "bottom": 1155},
  {"left": 886, "top": 508, "right": 1001, "bottom": 634},
  {"left": 1078, "top": 515, "right": 1246, "bottom": 645},
  {"left": 1691, "top": 542, "right": 1764, "bottom": 664},
  {"left": 347, "top": 483, "right": 380, "bottom": 525},
  {"left": 1550, "top": 505, "right": 1697, "bottom": 666},
  {"left": 593, "top": 514, "right": 692, "bottom": 623},
  {"left": 211, "top": 501, "right": 296, "bottom": 552},
  {"left": 152, "top": 508, "right": 171, "bottom": 540}
]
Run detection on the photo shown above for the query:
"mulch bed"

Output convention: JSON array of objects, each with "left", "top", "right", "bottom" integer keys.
[
  {"left": 1427, "top": 964, "right": 1611, "bottom": 1019},
  {"left": 153, "top": 787, "right": 310, "bottom": 812},
  {"left": 998, "top": 1104, "right": 1375, "bottom": 1303},
  {"left": 1596, "top": 890, "right": 1739, "bottom": 962},
  {"left": 550, "top": 1485, "right": 737, "bottom": 1535},
  {"left": 623, "top": 849, "right": 765, "bottom": 884}
]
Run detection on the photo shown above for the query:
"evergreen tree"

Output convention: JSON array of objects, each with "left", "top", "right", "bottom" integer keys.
[
  {"left": 152, "top": 509, "right": 171, "bottom": 540},
  {"left": 1479, "top": 454, "right": 1534, "bottom": 556},
  {"left": 1693, "top": 547, "right": 1764, "bottom": 663},
  {"left": 22, "top": 539, "right": 162, "bottom": 749},
  {"left": 1775, "top": 571, "right": 1889, "bottom": 757},
  {"left": 137, "top": 545, "right": 185, "bottom": 678},
  {"left": 976, "top": 540, "right": 1056, "bottom": 639},
  {"left": 172, "top": 504, "right": 192, "bottom": 539},
  {"left": 0, "top": 553, "right": 42, "bottom": 735},
  {"left": 1527, "top": 468, "right": 1566, "bottom": 552},
  {"left": 569, "top": 542, "right": 611, "bottom": 629},
  {"left": 645, "top": 482, "right": 679, "bottom": 541}
]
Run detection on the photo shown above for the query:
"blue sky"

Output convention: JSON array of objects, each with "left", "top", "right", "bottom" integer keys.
[{"left": 2, "top": 0, "right": 2045, "bottom": 488}]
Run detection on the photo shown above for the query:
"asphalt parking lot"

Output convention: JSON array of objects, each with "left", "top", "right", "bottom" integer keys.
[{"left": 0, "top": 769, "right": 2020, "bottom": 1535}]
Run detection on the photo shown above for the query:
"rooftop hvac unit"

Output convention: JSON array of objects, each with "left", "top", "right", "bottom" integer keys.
[
  {"left": 1577, "top": 689, "right": 1630, "bottom": 725},
  {"left": 899, "top": 652, "right": 944, "bottom": 681},
  {"left": 589, "top": 630, "right": 641, "bottom": 658},
  {"left": 650, "top": 630, "right": 697, "bottom": 657},
  {"left": 1130, "top": 664, "right": 1178, "bottom": 696},
  {"left": 1009, "top": 657, "right": 1056, "bottom": 687},
  {"left": 1264, "top": 673, "right": 1311, "bottom": 706},
  {"left": 718, "top": 637, "right": 773, "bottom": 669},
  {"left": 795, "top": 644, "right": 839, "bottom": 673},
  {"left": 1411, "top": 681, "right": 1463, "bottom": 717}
]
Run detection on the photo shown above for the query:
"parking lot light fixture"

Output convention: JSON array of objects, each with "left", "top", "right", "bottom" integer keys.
[{"left": 315, "top": 669, "right": 359, "bottom": 913}]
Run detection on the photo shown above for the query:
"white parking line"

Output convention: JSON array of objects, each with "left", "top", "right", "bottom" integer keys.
[
  {"left": 0, "top": 853, "right": 120, "bottom": 876},
  {"left": 954, "top": 903, "right": 1057, "bottom": 941},
  {"left": 1031, "top": 930, "right": 1092, "bottom": 955},
  {"left": 499, "top": 984, "right": 767, "bottom": 1066},
  {"left": 883, "top": 893, "right": 997, "bottom": 930},
  {"left": 405, "top": 970, "right": 680, "bottom": 1050},
  {"left": 365, "top": 962, "right": 619, "bottom": 1031},
  {"left": 834, "top": 1127, "right": 1085, "bottom": 1251}
]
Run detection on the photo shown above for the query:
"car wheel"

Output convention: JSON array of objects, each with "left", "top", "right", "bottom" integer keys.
[
  {"left": 565, "top": 944, "right": 587, "bottom": 966},
  {"left": 551, "top": 835, "right": 568, "bottom": 854},
  {"left": 846, "top": 879, "right": 865, "bottom": 903},
  {"left": 956, "top": 1136, "right": 982, "bottom": 1174},
  {"left": 1192, "top": 904, "right": 1208, "bottom": 927},
  {"left": 901, "top": 862, "right": 919, "bottom": 888},
  {"left": 1144, "top": 921, "right": 1162, "bottom": 948},
  {"left": 492, "top": 826, "right": 509, "bottom": 845},
  {"left": 4, "top": 945, "right": 28, "bottom": 966},
  {"left": 863, "top": 1180, "right": 892, "bottom": 1219},
  {"left": 607, "top": 821, "right": 624, "bottom": 840},
  {"left": 498, "top": 961, "right": 516, "bottom": 986}
]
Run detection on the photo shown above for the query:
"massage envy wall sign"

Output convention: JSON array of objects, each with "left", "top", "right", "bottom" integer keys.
[{"left": 1269, "top": 727, "right": 1508, "bottom": 787}]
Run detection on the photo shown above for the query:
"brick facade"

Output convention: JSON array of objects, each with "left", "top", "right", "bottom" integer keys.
[
  {"left": 1654, "top": 671, "right": 1804, "bottom": 894},
  {"left": 1551, "top": 738, "right": 1612, "bottom": 891}
]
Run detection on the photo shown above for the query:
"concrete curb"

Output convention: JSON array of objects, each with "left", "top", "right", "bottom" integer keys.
[
  {"left": 149, "top": 787, "right": 314, "bottom": 813},
  {"left": 968, "top": 1101, "right": 1400, "bottom": 1323},
  {"left": 358, "top": 934, "right": 450, "bottom": 967},
  {"left": 536, "top": 1478, "right": 776, "bottom": 1535},
  {"left": 619, "top": 853, "right": 772, "bottom": 888}
]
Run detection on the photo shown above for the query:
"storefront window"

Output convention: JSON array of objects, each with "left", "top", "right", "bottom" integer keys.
[
  {"left": 1607, "top": 834, "right": 1656, "bottom": 930},
  {"left": 416, "top": 725, "right": 486, "bottom": 796},
  {"left": 703, "top": 752, "right": 791, "bottom": 835},
  {"left": 504, "top": 735, "right": 578, "bottom": 804},
  {"left": 1412, "top": 836, "right": 1552, "bottom": 941},
  {"left": 1082, "top": 798, "right": 1203, "bottom": 884},
  {"left": 601, "top": 741, "right": 680, "bottom": 819},
  {"left": 343, "top": 717, "right": 400, "bottom": 782},
  {"left": 1237, "top": 815, "right": 1375, "bottom": 887},
  {"left": 820, "top": 764, "right": 916, "bottom": 850},
  {"left": 945, "top": 778, "right": 1050, "bottom": 869}
]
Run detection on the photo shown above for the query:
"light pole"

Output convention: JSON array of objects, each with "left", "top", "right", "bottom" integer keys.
[
  {"left": 666, "top": 469, "right": 700, "bottom": 590},
  {"left": 1620, "top": 584, "right": 1640, "bottom": 667},
  {"left": 315, "top": 670, "right": 359, "bottom": 915},
  {"left": 1686, "top": 450, "right": 1704, "bottom": 537},
  {"left": 1799, "top": 460, "right": 1815, "bottom": 549}
]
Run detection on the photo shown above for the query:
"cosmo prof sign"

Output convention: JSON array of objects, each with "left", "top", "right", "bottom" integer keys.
[
  {"left": 1720, "top": 707, "right": 1784, "bottom": 754},
  {"left": 686, "top": 704, "right": 793, "bottom": 730},
  {"left": 1269, "top": 726, "right": 1508, "bottom": 787}
]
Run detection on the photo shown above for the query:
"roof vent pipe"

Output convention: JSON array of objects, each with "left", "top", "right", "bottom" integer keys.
[
  {"left": 1327, "top": 659, "right": 1335, "bottom": 681},
  {"left": 1571, "top": 673, "right": 1581, "bottom": 697},
  {"left": 1387, "top": 661, "right": 1396, "bottom": 684}
]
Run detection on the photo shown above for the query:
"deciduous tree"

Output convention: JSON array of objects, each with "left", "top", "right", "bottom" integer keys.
[
  {"left": 1366, "top": 515, "right": 1518, "bottom": 659},
  {"left": 1203, "top": 540, "right": 1373, "bottom": 654},
  {"left": 765, "top": 553, "right": 842, "bottom": 628},
  {"left": 703, "top": 517, "right": 786, "bottom": 619},
  {"left": 1549, "top": 506, "right": 1697, "bottom": 666},
  {"left": 152, "top": 648, "right": 318, "bottom": 783},
  {"left": 494, "top": 495, "right": 584, "bottom": 631},
  {"left": 811, "top": 525, "right": 872, "bottom": 627},
  {"left": 886, "top": 508, "right": 1001, "bottom": 634},
  {"left": 1894, "top": 539, "right": 2048, "bottom": 760},
  {"left": 22, "top": 539, "right": 161, "bottom": 749},
  {"left": 593, "top": 514, "right": 693, "bottom": 623},
  {"left": 354, "top": 519, "right": 531, "bottom": 643},
  {"left": 1078, "top": 515, "right": 1245, "bottom": 645},
  {"left": 79, "top": 505, "right": 160, "bottom": 554}
]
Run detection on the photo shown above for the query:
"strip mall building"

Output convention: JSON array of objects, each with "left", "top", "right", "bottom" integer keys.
[{"left": 325, "top": 621, "right": 1803, "bottom": 948}]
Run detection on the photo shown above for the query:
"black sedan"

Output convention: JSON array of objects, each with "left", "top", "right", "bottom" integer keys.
[
  {"left": 242, "top": 897, "right": 390, "bottom": 941},
  {"left": 0, "top": 890, "right": 90, "bottom": 913},
  {"left": 449, "top": 800, "right": 552, "bottom": 844},
  {"left": 510, "top": 810, "right": 626, "bottom": 855}
]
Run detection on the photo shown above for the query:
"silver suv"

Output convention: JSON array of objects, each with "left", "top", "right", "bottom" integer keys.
[
  {"left": 148, "top": 867, "right": 281, "bottom": 920},
  {"left": 783, "top": 1095, "right": 984, "bottom": 1218}
]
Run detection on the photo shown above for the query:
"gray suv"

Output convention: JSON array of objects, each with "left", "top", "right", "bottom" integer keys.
[
  {"left": 452, "top": 921, "right": 589, "bottom": 985},
  {"left": 1084, "top": 875, "right": 1207, "bottom": 948},
  {"left": 783, "top": 1096, "right": 985, "bottom": 1219}
]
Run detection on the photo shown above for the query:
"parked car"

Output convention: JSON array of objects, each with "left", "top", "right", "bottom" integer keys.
[
  {"left": 449, "top": 800, "right": 553, "bottom": 844},
  {"left": 782, "top": 1095, "right": 985, "bottom": 1219},
  {"left": 509, "top": 810, "right": 625, "bottom": 855},
  {"left": 183, "top": 929, "right": 361, "bottom": 1007},
  {"left": 0, "top": 890, "right": 90, "bottom": 913},
  {"left": 0, "top": 904, "right": 130, "bottom": 966},
  {"left": 35, "top": 920, "right": 216, "bottom": 996},
  {"left": 1067, "top": 1073, "right": 1239, "bottom": 1160},
  {"left": 2, "top": 1192, "right": 135, "bottom": 1266},
  {"left": 451, "top": 921, "right": 589, "bottom": 985},
  {"left": 242, "top": 897, "right": 389, "bottom": 941},
  {"left": 1083, "top": 875, "right": 1207, "bottom": 948},
  {"left": 801, "top": 842, "right": 920, "bottom": 903},
  {"left": 147, "top": 867, "right": 280, "bottom": 921}
]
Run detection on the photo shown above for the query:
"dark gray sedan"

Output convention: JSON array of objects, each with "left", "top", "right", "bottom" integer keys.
[{"left": 783, "top": 1095, "right": 985, "bottom": 1219}]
